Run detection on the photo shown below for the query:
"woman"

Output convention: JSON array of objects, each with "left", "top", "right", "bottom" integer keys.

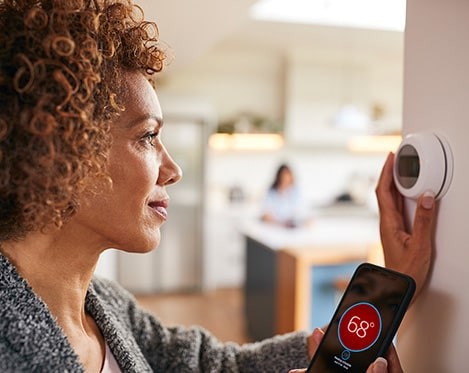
[
  {"left": 0, "top": 1, "right": 436, "bottom": 372},
  {"left": 260, "top": 163, "right": 310, "bottom": 228}
]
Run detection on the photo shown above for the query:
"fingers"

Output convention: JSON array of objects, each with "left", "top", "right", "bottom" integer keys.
[
  {"left": 375, "top": 153, "right": 395, "bottom": 208},
  {"left": 312, "top": 327, "right": 324, "bottom": 345},
  {"left": 376, "top": 153, "right": 405, "bottom": 231},
  {"left": 377, "top": 151, "right": 437, "bottom": 241},
  {"left": 412, "top": 191, "right": 436, "bottom": 242},
  {"left": 306, "top": 328, "right": 325, "bottom": 359},
  {"left": 385, "top": 344, "right": 404, "bottom": 373},
  {"left": 403, "top": 190, "right": 437, "bottom": 296},
  {"left": 366, "top": 357, "right": 388, "bottom": 373},
  {"left": 366, "top": 345, "right": 404, "bottom": 373}
]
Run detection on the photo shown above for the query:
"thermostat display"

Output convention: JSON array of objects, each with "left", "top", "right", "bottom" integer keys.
[
  {"left": 394, "top": 132, "right": 453, "bottom": 200},
  {"left": 397, "top": 146, "right": 420, "bottom": 187}
]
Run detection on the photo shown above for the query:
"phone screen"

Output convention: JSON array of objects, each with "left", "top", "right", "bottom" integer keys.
[{"left": 307, "top": 263, "right": 415, "bottom": 373}]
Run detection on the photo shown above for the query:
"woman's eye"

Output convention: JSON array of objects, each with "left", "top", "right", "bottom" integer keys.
[{"left": 142, "top": 131, "right": 158, "bottom": 147}]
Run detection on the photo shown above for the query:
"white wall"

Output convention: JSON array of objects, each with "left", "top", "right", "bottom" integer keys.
[{"left": 397, "top": 0, "right": 469, "bottom": 371}]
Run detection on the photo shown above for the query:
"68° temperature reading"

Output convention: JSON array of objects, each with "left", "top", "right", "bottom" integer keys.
[
  {"left": 347, "top": 316, "right": 375, "bottom": 338},
  {"left": 338, "top": 302, "right": 382, "bottom": 352}
]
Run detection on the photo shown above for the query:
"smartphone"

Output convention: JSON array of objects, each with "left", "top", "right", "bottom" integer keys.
[{"left": 306, "top": 262, "right": 415, "bottom": 373}]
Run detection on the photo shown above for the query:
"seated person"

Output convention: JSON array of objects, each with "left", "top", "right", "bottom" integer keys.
[{"left": 261, "top": 163, "right": 312, "bottom": 228}]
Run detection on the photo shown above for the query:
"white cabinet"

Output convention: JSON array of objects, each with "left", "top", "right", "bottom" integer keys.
[
  {"left": 285, "top": 61, "right": 370, "bottom": 147},
  {"left": 205, "top": 204, "right": 257, "bottom": 288},
  {"left": 284, "top": 50, "right": 403, "bottom": 147}
]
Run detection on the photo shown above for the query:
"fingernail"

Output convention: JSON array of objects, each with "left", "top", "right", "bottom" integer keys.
[
  {"left": 373, "top": 357, "right": 388, "bottom": 373},
  {"left": 422, "top": 191, "right": 435, "bottom": 209}
]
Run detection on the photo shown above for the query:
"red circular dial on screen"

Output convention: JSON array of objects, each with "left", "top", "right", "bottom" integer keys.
[{"left": 338, "top": 302, "right": 382, "bottom": 352}]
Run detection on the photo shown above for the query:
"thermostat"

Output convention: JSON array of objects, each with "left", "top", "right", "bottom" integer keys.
[{"left": 393, "top": 132, "right": 453, "bottom": 200}]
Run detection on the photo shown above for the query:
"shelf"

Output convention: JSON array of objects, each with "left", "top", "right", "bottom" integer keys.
[{"left": 208, "top": 133, "right": 284, "bottom": 151}]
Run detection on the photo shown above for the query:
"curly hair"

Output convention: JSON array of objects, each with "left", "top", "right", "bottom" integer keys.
[{"left": 0, "top": 0, "right": 165, "bottom": 240}]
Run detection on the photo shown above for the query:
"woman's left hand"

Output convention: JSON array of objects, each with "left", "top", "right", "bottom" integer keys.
[
  {"left": 289, "top": 328, "right": 404, "bottom": 373},
  {"left": 306, "top": 327, "right": 324, "bottom": 359}
]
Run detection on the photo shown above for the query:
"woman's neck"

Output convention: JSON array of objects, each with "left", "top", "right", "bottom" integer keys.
[
  {"left": 0, "top": 232, "right": 107, "bottom": 371},
  {"left": 0, "top": 232, "right": 99, "bottom": 329}
]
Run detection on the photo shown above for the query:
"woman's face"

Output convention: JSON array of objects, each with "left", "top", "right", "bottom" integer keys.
[
  {"left": 278, "top": 168, "right": 294, "bottom": 190},
  {"left": 71, "top": 70, "right": 182, "bottom": 253}
]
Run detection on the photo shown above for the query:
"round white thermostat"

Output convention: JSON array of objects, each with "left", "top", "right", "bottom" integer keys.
[{"left": 393, "top": 132, "right": 453, "bottom": 200}]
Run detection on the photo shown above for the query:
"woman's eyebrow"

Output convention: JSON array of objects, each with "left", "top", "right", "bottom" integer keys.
[{"left": 126, "top": 114, "right": 163, "bottom": 129}]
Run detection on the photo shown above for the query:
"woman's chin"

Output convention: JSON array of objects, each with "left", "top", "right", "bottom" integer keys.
[{"left": 113, "top": 236, "right": 161, "bottom": 254}]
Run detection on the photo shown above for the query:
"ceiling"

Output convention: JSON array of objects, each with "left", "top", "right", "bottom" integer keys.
[
  {"left": 135, "top": 0, "right": 257, "bottom": 70},
  {"left": 135, "top": 1, "right": 403, "bottom": 73}
]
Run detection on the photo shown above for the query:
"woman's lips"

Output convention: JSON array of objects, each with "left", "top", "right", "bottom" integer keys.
[{"left": 148, "top": 200, "right": 168, "bottom": 220}]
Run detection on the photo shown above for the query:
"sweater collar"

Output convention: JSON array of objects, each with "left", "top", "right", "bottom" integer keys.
[{"left": 86, "top": 282, "right": 152, "bottom": 372}]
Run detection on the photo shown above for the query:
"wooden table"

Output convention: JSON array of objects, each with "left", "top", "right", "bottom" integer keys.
[{"left": 275, "top": 243, "right": 382, "bottom": 334}]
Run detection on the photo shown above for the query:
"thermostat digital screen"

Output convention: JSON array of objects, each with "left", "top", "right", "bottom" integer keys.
[
  {"left": 398, "top": 155, "right": 420, "bottom": 178},
  {"left": 396, "top": 144, "right": 420, "bottom": 189}
]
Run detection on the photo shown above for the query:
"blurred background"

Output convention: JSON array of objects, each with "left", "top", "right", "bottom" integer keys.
[{"left": 96, "top": 0, "right": 405, "bottom": 344}]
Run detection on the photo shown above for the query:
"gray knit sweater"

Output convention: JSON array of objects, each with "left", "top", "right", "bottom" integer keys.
[{"left": 0, "top": 254, "right": 310, "bottom": 372}]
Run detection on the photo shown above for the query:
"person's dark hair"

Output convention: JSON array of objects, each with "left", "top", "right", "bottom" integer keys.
[
  {"left": 270, "top": 163, "right": 292, "bottom": 190},
  {"left": 0, "top": 0, "right": 165, "bottom": 240}
]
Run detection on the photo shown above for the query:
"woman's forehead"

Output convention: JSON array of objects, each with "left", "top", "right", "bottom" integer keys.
[{"left": 118, "top": 71, "right": 162, "bottom": 126}]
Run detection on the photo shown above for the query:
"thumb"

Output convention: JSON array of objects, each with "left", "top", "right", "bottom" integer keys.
[
  {"left": 307, "top": 328, "right": 325, "bottom": 359},
  {"left": 412, "top": 191, "right": 436, "bottom": 243},
  {"left": 366, "top": 357, "right": 388, "bottom": 373},
  {"left": 312, "top": 327, "right": 324, "bottom": 345}
]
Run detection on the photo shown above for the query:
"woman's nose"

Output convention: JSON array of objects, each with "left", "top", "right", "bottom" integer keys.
[{"left": 158, "top": 147, "right": 183, "bottom": 186}]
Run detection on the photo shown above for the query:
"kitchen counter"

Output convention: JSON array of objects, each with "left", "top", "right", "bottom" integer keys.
[
  {"left": 242, "top": 216, "right": 382, "bottom": 341},
  {"left": 241, "top": 215, "right": 379, "bottom": 251}
]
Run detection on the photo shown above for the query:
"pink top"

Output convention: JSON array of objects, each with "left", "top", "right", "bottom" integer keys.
[{"left": 101, "top": 342, "right": 122, "bottom": 373}]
